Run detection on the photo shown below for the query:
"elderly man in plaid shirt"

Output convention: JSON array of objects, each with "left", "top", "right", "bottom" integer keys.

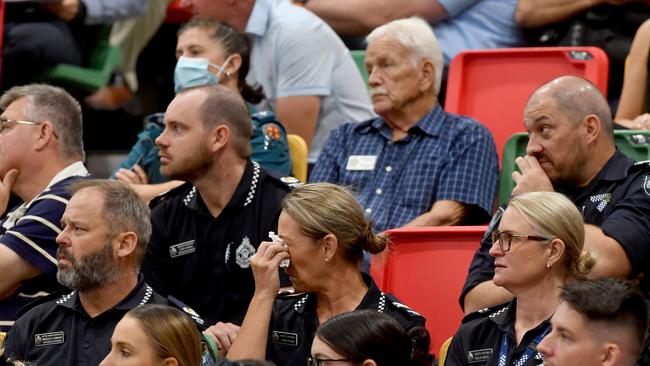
[{"left": 310, "top": 17, "right": 499, "bottom": 232}]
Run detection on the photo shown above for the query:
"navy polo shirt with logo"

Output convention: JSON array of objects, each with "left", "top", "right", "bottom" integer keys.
[
  {"left": 141, "top": 160, "right": 291, "bottom": 326},
  {"left": 3, "top": 276, "right": 170, "bottom": 366},
  {"left": 461, "top": 151, "right": 650, "bottom": 305},
  {"left": 266, "top": 274, "right": 428, "bottom": 366}
]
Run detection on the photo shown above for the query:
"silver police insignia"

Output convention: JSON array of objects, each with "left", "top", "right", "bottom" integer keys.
[
  {"left": 644, "top": 176, "right": 650, "bottom": 198},
  {"left": 236, "top": 236, "right": 256, "bottom": 268}
]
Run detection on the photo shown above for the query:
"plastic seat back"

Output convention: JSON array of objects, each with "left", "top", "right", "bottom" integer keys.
[
  {"left": 370, "top": 226, "right": 487, "bottom": 353},
  {"left": 36, "top": 25, "right": 122, "bottom": 92},
  {"left": 445, "top": 47, "right": 609, "bottom": 165},
  {"left": 498, "top": 130, "right": 650, "bottom": 206},
  {"left": 287, "top": 134, "right": 308, "bottom": 182},
  {"left": 350, "top": 50, "right": 368, "bottom": 87}
]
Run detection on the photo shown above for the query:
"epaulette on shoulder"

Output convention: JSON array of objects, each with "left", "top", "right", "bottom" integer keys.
[
  {"left": 279, "top": 176, "right": 303, "bottom": 190},
  {"left": 632, "top": 160, "right": 650, "bottom": 170},
  {"left": 149, "top": 182, "right": 194, "bottom": 209},
  {"left": 276, "top": 290, "right": 307, "bottom": 300},
  {"left": 166, "top": 295, "right": 207, "bottom": 330},
  {"left": 16, "top": 290, "right": 69, "bottom": 318},
  {"left": 384, "top": 293, "right": 424, "bottom": 319},
  {"left": 461, "top": 303, "right": 510, "bottom": 324}
]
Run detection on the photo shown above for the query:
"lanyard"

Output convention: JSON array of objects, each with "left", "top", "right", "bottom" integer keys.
[{"left": 498, "top": 326, "right": 550, "bottom": 366}]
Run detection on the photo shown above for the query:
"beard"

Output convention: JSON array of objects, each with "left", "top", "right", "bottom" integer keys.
[
  {"left": 160, "top": 141, "right": 213, "bottom": 182},
  {"left": 56, "top": 239, "right": 120, "bottom": 292}
]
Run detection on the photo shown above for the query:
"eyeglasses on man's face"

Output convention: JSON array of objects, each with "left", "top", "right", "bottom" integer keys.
[
  {"left": 0, "top": 117, "right": 44, "bottom": 134},
  {"left": 307, "top": 356, "right": 356, "bottom": 366},
  {"left": 490, "top": 229, "right": 554, "bottom": 252}
]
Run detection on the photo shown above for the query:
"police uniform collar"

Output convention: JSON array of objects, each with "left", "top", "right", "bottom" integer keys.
[
  {"left": 183, "top": 160, "right": 261, "bottom": 211},
  {"left": 355, "top": 104, "right": 444, "bottom": 138},
  {"left": 593, "top": 149, "right": 634, "bottom": 182},
  {"left": 487, "top": 299, "right": 515, "bottom": 328},
  {"left": 292, "top": 273, "right": 386, "bottom": 314},
  {"left": 55, "top": 274, "right": 154, "bottom": 312}
]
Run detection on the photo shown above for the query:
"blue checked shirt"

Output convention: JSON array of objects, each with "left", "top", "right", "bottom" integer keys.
[{"left": 310, "top": 105, "right": 499, "bottom": 232}]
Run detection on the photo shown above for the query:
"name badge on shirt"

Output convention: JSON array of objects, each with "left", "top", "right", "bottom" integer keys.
[
  {"left": 346, "top": 155, "right": 377, "bottom": 171},
  {"left": 271, "top": 331, "right": 299, "bottom": 346},
  {"left": 467, "top": 348, "right": 492, "bottom": 363},
  {"left": 169, "top": 240, "right": 196, "bottom": 258},
  {"left": 35, "top": 331, "right": 64, "bottom": 347}
]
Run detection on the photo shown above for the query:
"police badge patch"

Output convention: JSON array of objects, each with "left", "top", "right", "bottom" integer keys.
[
  {"left": 644, "top": 176, "right": 650, "bottom": 198},
  {"left": 235, "top": 236, "right": 256, "bottom": 268}
]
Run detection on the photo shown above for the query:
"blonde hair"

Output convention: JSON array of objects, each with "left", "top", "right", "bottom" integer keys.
[
  {"left": 281, "top": 183, "right": 386, "bottom": 263},
  {"left": 509, "top": 192, "right": 595, "bottom": 278},
  {"left": 126, "top": 305, "right": 202, "bottom": 366}
]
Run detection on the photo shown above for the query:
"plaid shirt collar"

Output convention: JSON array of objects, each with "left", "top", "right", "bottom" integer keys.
[{"left": 355, "top": 104, "right": 445, "bottom": 139}]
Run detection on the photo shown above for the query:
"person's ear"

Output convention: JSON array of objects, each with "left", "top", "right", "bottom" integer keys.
[
  {"left": 208, "top": 124, "right": 230, "bottom": 153},
  {"left": 418, "top": 59, "right": 436, "bottom": 92},
  {"left": 224, "top": 54, "right": 242, "bottom": 78},
  {"left": 34, "top": 121, "right": 56, "bottom": 150},
  {"left": 582, "top": 114, "right": 601, "bottom": 144},
  {"left": 361, "top": 360, "right": 377, "bottom": 366},
  {"left": 547, "top": 238, "right": 565, "bottom": 269},
  {"left": 114, "top": 232, "right": 138, "bottom": 259},
  {"left": 162, "top": 357, "right": 179, "bottom": 366},
  {"left": 321, "top": 233, "right": 338, "bottom": 262},
  {"left": 601, "top": 343, "right": 622, "bottom": 366}
]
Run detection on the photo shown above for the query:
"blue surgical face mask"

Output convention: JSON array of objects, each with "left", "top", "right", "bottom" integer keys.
[{"left": 173, "top": 56, "right": 230, "bottom": 93}]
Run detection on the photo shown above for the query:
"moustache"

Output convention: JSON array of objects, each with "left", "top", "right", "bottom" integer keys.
[
  {"left": 369, "top": 87, "right": 387, "bottom": 97},
  {"left": 57, "top": 247, "right": 75, "bottom": 264}
]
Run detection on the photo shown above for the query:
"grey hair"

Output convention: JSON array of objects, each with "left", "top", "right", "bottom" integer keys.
[
  {"left": 68, "top": 180, "right": 151, "bottom": 268},
  {"left": 366, "top": 17, "right": 443, "bottom": 96},
  {"left": 0, "top": 84, "right": 84, "bottom": 161}
]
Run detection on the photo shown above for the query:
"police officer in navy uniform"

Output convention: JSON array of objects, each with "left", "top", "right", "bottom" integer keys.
[
  {"left": 140, "top": 85, "right": 294, "bottom": 353},
  {"left": 447, "top": 191, "right": 594, "bottom": 366},
  {"left": 461, "top": 76, "right": 650, "bottom": 315},
  {"left": 227, "top": 183, "right": 430, "bottom": 365},
  {"left": 4, "top": 180, "right": 205, "bottom": 366}
]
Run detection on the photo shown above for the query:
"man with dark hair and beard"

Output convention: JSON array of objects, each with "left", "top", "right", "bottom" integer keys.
[
  {"left": 140, "top": 85, "right": 291, "bottom": 353},
  {"left": 2, "top": 180, "right": 200, "bottom": 366}
]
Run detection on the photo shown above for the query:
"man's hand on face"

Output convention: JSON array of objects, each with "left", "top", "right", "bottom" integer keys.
[
  {"left": 0, "top": 169, "right": 19, "bottom": 216},
  {"left": 511, "top": 155, "right": 554, "bottom": 196}
]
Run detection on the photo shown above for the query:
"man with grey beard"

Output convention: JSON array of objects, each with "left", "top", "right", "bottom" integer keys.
[
  {"left": 3, "top": 180, "right": 201, "bottom": 366},
  {"left": 310, "top": 17, "right": 498, "bottom": 232}
]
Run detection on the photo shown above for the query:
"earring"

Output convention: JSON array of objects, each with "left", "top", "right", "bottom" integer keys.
[{"left": 546, "top": 263, "right": 551, "bottom": 269}]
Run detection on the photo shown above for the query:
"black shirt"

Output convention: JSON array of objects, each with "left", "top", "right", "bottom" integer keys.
[
  {"left": 3, "top": 276, "right": 170, "bottom": 366},
  {"left": 266, "top": 274, "right": 428, "bottom": 366},
  {"left": 461, "top": 151, "right": 650, "bottom": 305},
  {"left": 446, "top": 300, "right": 548, "bottom": 366},
  {"left": 142, "top": 160, "right": 291, "bottom": 326}
]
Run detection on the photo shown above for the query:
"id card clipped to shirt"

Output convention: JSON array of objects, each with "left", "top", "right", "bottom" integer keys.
[{"left": 346, "top": 155, "right": 377, "bottom": 171}]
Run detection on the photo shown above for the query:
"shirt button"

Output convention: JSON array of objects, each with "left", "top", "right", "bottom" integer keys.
[
  {"left": 365, "top": 208, "right": 372, "bottom": 214},
  {"left": 82, "top": 342, "right": 90, "bottom": 349},
  {"left": 385, "top": 166, "right": 392, "bottom": 172},
  {"left": 375, "top": 188, "right": 382, "bottom": 195}
]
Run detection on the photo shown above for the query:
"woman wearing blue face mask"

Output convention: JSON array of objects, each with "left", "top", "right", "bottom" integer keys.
[{"left": 112, "top": 19, "right": 291, "bottom": 200}]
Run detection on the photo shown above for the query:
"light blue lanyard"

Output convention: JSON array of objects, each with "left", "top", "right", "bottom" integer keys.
[{"left": 498, "top": 326, "right": 550, "bottom": 366}]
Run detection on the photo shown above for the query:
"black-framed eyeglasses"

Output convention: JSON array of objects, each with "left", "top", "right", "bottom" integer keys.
[
  {"left": 307, "top": 356, "right": 357, "bottom": 366},
  {"left": 490, "top": 229, "right": 554, "bottom": 252},
  {"left": 0, "top": 116, "right": 44, "bottom": 133}
]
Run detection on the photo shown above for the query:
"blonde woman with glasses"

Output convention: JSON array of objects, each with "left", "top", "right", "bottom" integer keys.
[{"left": 445, "top": 191, "right": 595, "bottom": 366}]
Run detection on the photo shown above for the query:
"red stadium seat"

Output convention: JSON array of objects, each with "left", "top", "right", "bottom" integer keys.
[
  {"left": 370, "top": 226, "right": 488, "bottom": 354},
  {"left": 444, "top": 47, "right": 609, "bottom": 164},
  {"left": 165, "top": 0, "right": 192, "bottom": 24}
]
